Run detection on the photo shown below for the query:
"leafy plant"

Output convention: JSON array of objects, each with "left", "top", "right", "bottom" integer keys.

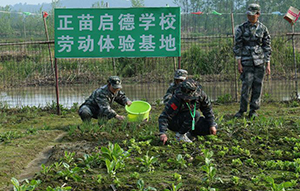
[
  {"left": 136, "top": 151, "right": 158, "bottom": 173},
  {"left": 167, "top": 154, "right": 187, "bottom": 169},
  {"left": 163, "top": 182, "right": 183, "bottom": 191},
  {"left": 78, "top": 153, "right": 101, "bottom": 170},
  {"left": 41, "top": 163, "right": 52, "bottom": 175},
  {"left": 132, "top": 179, "right": 157, "bottom": 191},
  {"left": 232, "top": 176, "right": 240, "bottom": 185},
  {"left": 173, "top": 173, "right": 182, "bottom": 182},
  {"left": 264, "top": 176, "right": 297, "bottom": 191},
  {"left": 57, "top": 162, "right": 81, "bottom": 182},
  {"left": 200, "top": 149, "right": 222, "bottom": 188},
  {"left": 100, "top": 142, "right": 130, "bottom": 171},
  {"left": 100, "top": 142, "right": 130, "bottom": 179},
  {"left": 104, "top": 158, "right": 122, "bottom": 178},
  {"left": 62, "top": 151, "right": 75, "bottom": 164},
  {"left": 46, "top": 183, "right": 72, "bottom": 191},
  {"left": 11, "top": 178, "right": 41, "bottom": 191}
]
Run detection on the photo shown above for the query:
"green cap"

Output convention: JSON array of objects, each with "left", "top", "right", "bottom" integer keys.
[
  {"left": 176, "top": 79, "right": 199, "bottom": 100},
  {"left": 174, "top": 69, "right": 188, "bottom": 80},
  {"left": 107, "top": 76, "right": 122, "bottom": 89},
  {"left": 247, "top": 3, "right": 260, "bottom": 15}
]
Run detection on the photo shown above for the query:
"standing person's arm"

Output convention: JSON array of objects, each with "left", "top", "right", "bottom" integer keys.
[
  {"left": 262, "top": 26, "right": 272, "bottom": 75},
  {"left": 233, "top": 25, "right": 244, "bottom": 74}
]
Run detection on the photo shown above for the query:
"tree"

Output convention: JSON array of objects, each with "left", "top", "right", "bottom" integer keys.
[
  {"left": 131, "top": 0, "right": 144, "bottom": 7},
  {"left": 92, "top": 1, "right": 107, "bottom": 8},
  {"left": 0, "top": 6, "right": 13, "bottom": 38}
]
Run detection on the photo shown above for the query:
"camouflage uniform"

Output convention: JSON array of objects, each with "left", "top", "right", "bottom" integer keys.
[
  {"left": 78, "top": 76, "right": 130, "bottom": 122},
  {"left": 159, "top": 79, "right": 216, "bottom": 136},
  {"left": 163, "top": 69, "right": 188, "bottom": 104},
  {"left": 233, "top": 4, "right": 271, "bottom": 114}
]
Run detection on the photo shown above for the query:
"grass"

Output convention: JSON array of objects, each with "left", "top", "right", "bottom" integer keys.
[{"left": 1, "top": 101, "right": 300, "bottom": 190}]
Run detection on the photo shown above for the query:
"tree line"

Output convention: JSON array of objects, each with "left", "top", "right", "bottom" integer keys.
[{"left": 0, "top": 0, "right": 299, "bottom": 40}]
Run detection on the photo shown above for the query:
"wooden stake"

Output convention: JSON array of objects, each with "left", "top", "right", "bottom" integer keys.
[{"left": 42, "top": 12, "right": 54, "bottom": 70}]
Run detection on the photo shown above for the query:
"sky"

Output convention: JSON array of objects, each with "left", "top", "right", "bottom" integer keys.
[{"left": 0, "top": 0, "right": 53, "bottom": 7}]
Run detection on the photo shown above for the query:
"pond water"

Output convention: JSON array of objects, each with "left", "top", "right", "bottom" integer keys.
[{"left": 0, "top": 80, "right": 298, "bottom": 108}]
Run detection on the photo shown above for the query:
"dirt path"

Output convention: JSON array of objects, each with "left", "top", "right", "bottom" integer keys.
[{"left": 17, "top": 132, "right": 67, "bottom": 182}]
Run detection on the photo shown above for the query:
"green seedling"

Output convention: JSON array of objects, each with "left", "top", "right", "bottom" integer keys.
[
  {"left": 96, "top": 174, "right": 103, "bottom": 184},
  {"left": 164, "top": 182, "right": 183, "bottom": 191},
  {"left": 200, "top": 149, "right": 222, "bottom": 188},
  {"left": 52, "top": 162, "right": 63, "bottom": 171},
  {"left": 136, "top": 151, "right": 158, "bottom": 173},
  {"left": 41, "top": 163, "right": 52, "bottom": 175},
  {"left": 130, "top": 172, "right": 140, "bottom": 179},
  {"left": 101, "top": 142, "right": 130, "bottom": 161},
  {"left": 232, "top": 176, "right": 240, "bottom": 185},
  {"left": 46, "top": 184, "right": 72, "bottom": 191},
  {"left": 167, "top": 154, "right": 187, "bottom": 169},
  {"left": 264, "top": 176, "right": 297, "bottom": 191},
  {"left": 133, "top": 179, "right": 157, "bottom": 191},
  {"left": 128, "top": 138, "right": 142, "bottom": 154},
  {"left": 78, "top": 153, "right": 101, "bottom": 170},
  {"left": 57, "top": 162, "right": 81, "bottom": 182},
  {"left": 11, "top": 177, "right": 41, "bottom": 191},
  {"left": 232, "top": 158, "right": 243, "bottom": 167},
  {"left": 173, "top": 173, "right": 182, "bottom": 182},
  {"left": 105, "top": 158, "right": 122, "bottom": 178},
  {"left": 62, "top": 151, "right": 75, "bottom": 164},
  {"left": 244, "top": 158, "right": 258, "bottom": 167}
]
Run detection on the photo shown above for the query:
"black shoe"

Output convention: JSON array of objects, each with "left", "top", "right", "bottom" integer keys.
[
  {"left": 234, "top": 111, "right": 244, "bottom": 118},
  {"left": 249, "top": 110, "right": 258, "bottom": 119},
  {"left": 186, "top": 132, "right": 197, "bottom": 141}
]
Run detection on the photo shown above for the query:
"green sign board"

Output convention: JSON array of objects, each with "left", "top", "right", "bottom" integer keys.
[{"left": 54, "top": 7, "right": 181, "bottom": 58}]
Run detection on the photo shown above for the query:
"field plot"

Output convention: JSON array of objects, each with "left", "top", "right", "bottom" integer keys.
[{"left": 1, "top": 102, "right": 300, "bottom": 190}]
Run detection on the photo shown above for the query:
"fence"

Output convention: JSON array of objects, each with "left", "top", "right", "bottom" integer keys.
[{"left": 0, "top": 13, "right": 300, "bottom": 109}]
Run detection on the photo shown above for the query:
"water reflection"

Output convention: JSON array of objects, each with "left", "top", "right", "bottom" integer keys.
[{"left": 0, "top": 80, "right": 297, "bottom": 108}]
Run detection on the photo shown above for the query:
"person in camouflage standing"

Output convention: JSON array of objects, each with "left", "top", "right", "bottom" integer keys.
[
  {"left": 159, "top": 79, "right": 217, "bottom": 144},
  {"left": 233, "top": 3, "right": 272, "bottom": 118},
  {"left": 78, "top": 76, "right": 132, "bottom": 122},
  {"left": 163, "top": 69, "right": 188, "bottom": 104}
]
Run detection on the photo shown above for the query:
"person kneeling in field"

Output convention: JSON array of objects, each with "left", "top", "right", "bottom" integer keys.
[
  {"left": 158, "top": 79, "right": 217, "bottom": 144},
  {"left": 78, "top": 76, "right": 132, "bottom": 122}
]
